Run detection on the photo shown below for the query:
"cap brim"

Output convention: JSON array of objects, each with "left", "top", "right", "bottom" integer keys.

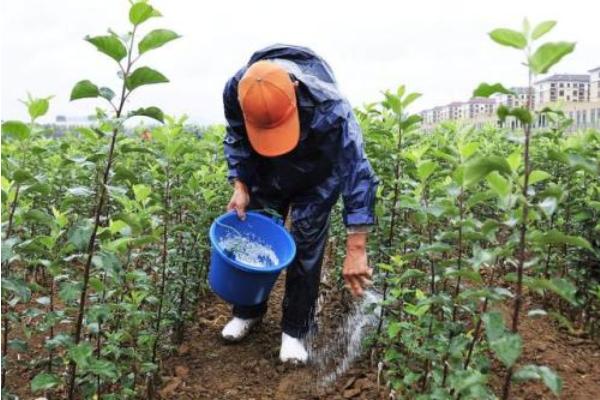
[{"left": 245, "top": 110, "right": 300, "bottom": 157}]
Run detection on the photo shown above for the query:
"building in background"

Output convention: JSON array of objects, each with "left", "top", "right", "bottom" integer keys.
[
  {"left": 535, "top": 74, "right": 589, "bottom": 106},
  {"left": 495, "top": 87, "right": 534, "bottom": 108},
  {"left": 419, "top": 66, "right": 600, "bottom": 131},
  {"left": 590, "top": 66, "right": 600, "bottom": 102}
]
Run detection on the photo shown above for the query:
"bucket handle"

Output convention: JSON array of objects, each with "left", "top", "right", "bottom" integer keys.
[
  {"left": 215, "top": 218, "right": 243, "bottom": 236},
  {"left": 216, "top": 208, "right": 284, "bottom": 235}
]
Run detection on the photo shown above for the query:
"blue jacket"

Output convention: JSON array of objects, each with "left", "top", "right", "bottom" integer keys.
[{"left": 222, "top": 44, "right": 378, "bottom": 226}]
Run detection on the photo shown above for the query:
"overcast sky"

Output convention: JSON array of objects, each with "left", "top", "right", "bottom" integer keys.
[{"left": 1, "top": 0, "right": 599, "bottom": 124}]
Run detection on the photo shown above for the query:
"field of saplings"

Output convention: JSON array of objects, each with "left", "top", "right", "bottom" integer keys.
[{"left": 1, "top": 2, "right": 599, "bottom": 399}]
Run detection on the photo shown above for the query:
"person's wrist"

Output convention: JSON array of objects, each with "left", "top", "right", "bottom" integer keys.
[
  {"left": 233, "top": 179, "right": 248, "bottom": 194},
  {"left": 346, "top": 232, "right": 367, "bottom": 251}
]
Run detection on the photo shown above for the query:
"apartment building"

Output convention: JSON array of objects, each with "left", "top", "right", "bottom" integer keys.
[
  {"left": 419, "top": 66, "right": 599, "bottom": 131},
  {"left": 467, "top": 97, "right": 495, "bottom": 118},
  {"left": 590, "top": 66, "right": 600, "bottom": 101},
  {"left": 535, "top": 74, "right": 590, "bottom": 106},
  {"left": 495, "top": 87, "right": 534, "bottom": 108},
  {"left": 421, "top": 98, "right": 495, "bottom": 124}
]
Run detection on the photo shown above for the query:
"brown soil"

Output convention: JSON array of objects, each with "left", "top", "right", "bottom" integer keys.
[
  {"left": 490, "top": 298, "right": 600, "bottom": 400},
  {"left": 162, "top": 278, "right": 600, "bottom": 400},
  {"left": 160, "top": 272, "right": 383, "bottom": 400},
  {"left": 3, "top": 270, "right": 599, "bottom": 399}
]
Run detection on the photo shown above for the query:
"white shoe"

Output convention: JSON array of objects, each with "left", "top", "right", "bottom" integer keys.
[
  {"left": 221, "top": 317, "right": 260, "bottom": 342},
  {"left": 279, "top": 333, "right": 308, "bottom": 364}
]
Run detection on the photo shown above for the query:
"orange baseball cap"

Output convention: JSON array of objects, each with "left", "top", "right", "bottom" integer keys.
[{"left": 238, "top": 60, "right": 300, "bottom": 157}]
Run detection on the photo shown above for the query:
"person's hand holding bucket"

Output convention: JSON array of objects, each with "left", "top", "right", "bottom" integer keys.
[{"left": 227, "top": 179, "right": 250, "bottom": 220}]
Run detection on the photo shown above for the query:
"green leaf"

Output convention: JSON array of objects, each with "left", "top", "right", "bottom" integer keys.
[
  {"left": 400, "top": 114, "right": 422, "bottom": 130},
  {"left": 416, "top": 160, "right": 437, "bottom": 182},
  {"left": 404, "top": 302, "right": 430, "bottom": 317},
  {"left": 530, "top": 42, "right": 576, "bottom": 74},
  {"left": 128, "top": 106, "right": 164, "bottom": 123},
  {"left": 1, "top": 239, "right": 17, "bottom": 263},
  {"left": 87, "top": 359, "right": 119, "bottom": 381},
  {"left": 482, "top": 311, "right": 506, "bottom": 342},
  {"left": 486, "top": 171, "right": 510, "bottom": 197},
  {"left": 402, "top": 92, "right": 421, "bottom": 108},
  {"left": 27, "top": 97, "right": 51, "bottom": 120},
  {"left": 388, "top": 321, "right": 401, "bottom": 339},
  {"left": 530, "top": 229, "right": 592, "bottom": 250},
  {"left": 13, "top": 169, "right": 35, "bottom": 183},
  {"left": 550, "top": 279, "right": 577, "bottom": 304},
  {"left": 105, "top": 237, "right": 133, "bottom": 252},
  {"left": 399, "top": 268, "right": 426, "bottom": 283},
  {"left": 489, "top": 28, "right": 527, "bottom": 49},
  {"left": 396, "top": 85, "right": 406, "bottom": 98},
  {"left": 99, "top": 87, "right": 115, "bottom": 101},
  {"left": 567, "top": 154, "right": 598, "bottom": 174},
  {"left": 506, "top": 150, "right": 521, "bottom": 172},
  {"left": 1, "top": 120, "right": 30, "bottom": 140},
  {"left": 68, "top": 220, "right": 93, "bottom": 251},
  {"left": 126, "top": 67, "right": 169, "bottom": 91},
  {"left": 446, "top": 268, "right": 483, "bottom": 283},
  {"left": 85, "top": 35, "right": 127, "bottom": 62},
  {"left": 23, "top": 182, "right": 51, "bottom": 196},
  {"left": 9, "top": 338, "right": 28, "bottom": 352},
  {"left": 532, "top": 21, "right": 557, "bottom": 40},
  {"left": 527, "top": 170, "right": 551, "bottom": 185},
  {"left": 491, "top": 333, "right": 522, "bottom": 368},
  {"left": 24, "top": 209, "right": 53, "bottom": 227},
  {"left": 69, "top": 342, "right": 93, "bottom": 367},
  {"left": 70, "top": 80, "right": 100, "bottom": 101},
  {"left": 109, "top": 220, "right": 130, "bottom": 235},
  {"left": 459, "top": 142, "right": 479, "bottom": 159},
  {"left": 514, "top": 365, "right": 562, "bottom": 395},
  {"left": 59, "top": 282, "right": 82, "bottom": 303},
  {"left": 133, "top": 184, "right": 151, "bottom": 203},
  {"left": 129, "top": 2, "right": 161, "bottom": 25},
  {"left": 382, "top": 91, "right": 401, "bottom": 114},
  {"left": 91, "top": 250, "right": 122, "bottom": 272},
  {"left": 138, "top": 29, "right": 180, "bottom": 54},
  {"left": 464, "top": 156, "right": 511, "bottom": 186},
  {"left": 473, "top": 82, "right": 514, "bottom": 98},
  {"left": 498, "top": 105, "right": 532, "bottom": 124},
  {"left": 31, "top": 372, "right": 61, "bottom": 392},
  {"left": 2, "top": 278, "right": 32, "bottom": 301},
  {"left": 541, "top": 278, "right": 577, "bottom": 305}
]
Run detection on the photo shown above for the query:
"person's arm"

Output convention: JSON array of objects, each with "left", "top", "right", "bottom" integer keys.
[
  {"left": 223, "top": 73, "right": 255, "bottom": 219},
  {"left": 333, "top": 101, "right": 379, "bottom": 296}
]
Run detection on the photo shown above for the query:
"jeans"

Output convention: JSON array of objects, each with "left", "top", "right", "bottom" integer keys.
[{"left": 232, "top": 194, "right": 330, "bottom": 338}]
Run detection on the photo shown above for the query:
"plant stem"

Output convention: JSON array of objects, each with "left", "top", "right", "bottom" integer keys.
[
  {"left": 148, "top": 166, "right": 170, "bottom": 399},
  {"left": 1, "top": 184, "right": 20, "bottom": 388},
  {"left": 377, "top": 108, "right": 405, "bottom": 336},
  {"left": 67, "top": 25, "right": 136, "bottom": 400},
  {"left": 442, "top": 187, "right": 465, "bottom": 387},
  {"left": 502, "top": 67, "right": 533, "bottom": 400}
]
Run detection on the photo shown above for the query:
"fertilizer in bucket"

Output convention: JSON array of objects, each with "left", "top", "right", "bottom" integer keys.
[{"left": 218, "top": 232, "right": 279, "bottom": 268}]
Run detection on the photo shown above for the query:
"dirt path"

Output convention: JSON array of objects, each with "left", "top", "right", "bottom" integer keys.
[
  {"left": 160, "top": 272, "right": 381, "bottom": 400},
  {"left": 162, "top": 277, "right": 600, "bottom": 400},
  {"left": 492, "top": 297, "right": 600, "bottom": 400}
]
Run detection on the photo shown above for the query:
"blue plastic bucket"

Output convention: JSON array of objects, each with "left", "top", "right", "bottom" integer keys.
[{"left": 208, "top": 211, "right": 296, "bottom": 306}]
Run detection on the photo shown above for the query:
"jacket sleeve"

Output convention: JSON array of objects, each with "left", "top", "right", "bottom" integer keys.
[
  {"left": 222, "top": 73, "right": 257, "bottom": 186},
  {"left": 329, "top": 101, "right": 379, "bottom": 226}
]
